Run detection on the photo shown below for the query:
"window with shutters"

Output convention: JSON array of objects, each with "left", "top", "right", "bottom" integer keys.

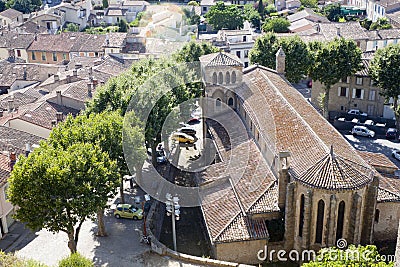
[
  {"left": 338, "top": 87, "right": 348, "bottom": 97},
  {"left": 369, "top": 90, "right": 376, "bottom": 101},
  {"left": 356, "top": 77, "right": 363, "bottom": 85},
  {"left": 352, "top": 88, "right": 364, "bottom": 99}
]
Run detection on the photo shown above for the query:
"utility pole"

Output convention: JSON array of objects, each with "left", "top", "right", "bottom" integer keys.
[{"left": 166, "top": 193, "right": 180, "bottom": 251}]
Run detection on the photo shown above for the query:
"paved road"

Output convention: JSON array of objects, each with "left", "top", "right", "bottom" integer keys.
[{"left": 342, "top": 132, "right": 400, "bottom": 169}]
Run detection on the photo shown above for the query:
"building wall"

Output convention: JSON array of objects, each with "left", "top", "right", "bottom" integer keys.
[
  {"left": 7, "top": 119, "right": 51, "bottom": 138},
  {"left": 311, "top": 76, "right": 384, "bottom": 117},
  {"left": 27, "top": 50, "right": 70, "bottom": 64},
  {"left": 0, "top": 183, "right": 14, "bottom": 238},
  {"left": 215, "top": 239, "right": 267, "bottom": 264},
  {"left": 366, "top": 38, "right": 400, "bottom": 51},
  {"left": 0, "top": 48, "right": 8, "bottom": 60},
  {"left": 47, "top": 95, "right": 85, "bottom": 110},
  {"left": 373, "top": 202, "right": 400, "bottom": 241}
]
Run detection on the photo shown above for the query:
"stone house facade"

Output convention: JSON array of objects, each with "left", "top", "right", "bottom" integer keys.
[
  {"left": 198, "top": 52, "right": 400, "bottom": 264},
  {"left": 310, "top": 57, "right": 388, "bottom": 118}
]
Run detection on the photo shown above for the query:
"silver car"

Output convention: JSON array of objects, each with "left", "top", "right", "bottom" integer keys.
[{"left": 351, "top": 126, "right": 375, "bottom": 138}]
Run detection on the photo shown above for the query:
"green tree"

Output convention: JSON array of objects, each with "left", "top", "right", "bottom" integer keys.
[
  {"left": 65, "top": 23, "right": 79, "bottom": 32},
  {"left": 360, "top": 18, "right": 372, "bottom": 30},
  {"left": 244, "top": 4, "right": 261, "bottom": 29},
  {"left": 205, "top": 2, "right": 244, "bottom": 30},
  {"left": 9, "top": 0, "right": 41, "bottom": 13},
  {"left": 249, "top": 33, "right": 311, "bottom": 83},
  {"left": 323, "top": 3, "right": 341, "bottom": 22},
  {"left": 174, "top": 41, "right": 219, "bottom": 63},
  {"left": 265, "top": 4, "right": 277, "bottom": 15},
  {"left": 0, "top": 1, "right": 6, "bottom": 12},
  {"left": 370, "top": 17, "right": 392, "bottom": 30},
  {"left": 58, "top": 253, "right": 93, "bottom": 267},
  {"left": 187, "top": 0, "right": 199, "bottom": 6},
  {"left": 0, "top": 251, "right": 47, "bottom": 267},
  {"left": 309, "top": 38, "right": 362, "bottom": 119},
  {"left": 8, "top": 143, "right": 119, "bottom": 253},
  {"left": 302, "top": 245, "right": 394, "bottom": 266},
  {"left": 370, "top": 44, "right": 400, "bottom": 131},
  {"left": 262, "top": 17, "right": 290, "bottom": 33},
  {"left": 102, "top": 0, "right": 108, "bottom": 8},
  {"left": 118, "top": 19, "right": 128, "bottom": 32},
  {"left": 48, "top": 112, "right": 138, "bottom": 216},
  {"left": 300, "top": 0, "right": 317, "bottom": 8}
]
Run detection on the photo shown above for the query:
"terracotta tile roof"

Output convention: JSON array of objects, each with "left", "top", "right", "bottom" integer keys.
[
  {"left": 106, "top": 33, "right": 127, "bottom": 48},
  {"left": 293, "top": 152, "right": 373, "bottom": 190},
  {"left": 355, "top": 59, "right": 370, "bottom": 76},
  {"left": 106, "top": 8, "right": 127, "bottom": 16},
  {"left": 51, "top": 80, "right": 96, "bottom": 102},
  {"left": 8, "top": 101, "right": 79, "bottom": 130},
  {"left": 0, "top": 32, "right": 35, "bottom": 49},
  {"left": 15, "top": 21, "right": 47, "bottom": 34},
  {"left": 247, "top": 182, "right": 280, "bottom": 215},
  {"left": 0, "top": 9, "right": 22, "bottom": 19},
  {"left": 28, "top": 33, "right": 77, "bottom": 52},
  {"left": 238, "top": 66, "right": 373, "bottom": 186},
  {"left": 71, "top": 34, "right": 106, "bottom": 53},
  {"left": 200, "top": 52, "right": 243, "bottom": 67},
  {"left": 379, "top": 174, "right": 400, "bottom": 196},
  {"left": 122, "top": 0, "right": 150, "bottom": 6},
  {"left": 0, "top": 62, "right": 44, "bottom": 87},
  {"left": 318, "top": 22, "right": 369, "bottom": 40},
  {"left": 0, "top": 154, "right": 10, "bottom": 185},
  {"left": 377, "top": 28, "right": 400, "bottom": 39},
  {"left": 377, "top": 188, "right": 400, "bottom": 202},
  {"left": 0, "top": 126, "right": 43, "bottom": 155},
  {"left": 358, "top": 151, "right": 398, "bottom": 171}
]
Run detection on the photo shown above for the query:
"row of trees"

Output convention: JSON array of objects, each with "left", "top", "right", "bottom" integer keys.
[
  {"left": 249, "top": 32, "right": 400, "bottom": 130},
  {"left": 249, "top": 33, "right": 362, "bottom": 118},
  {"left": 7, "top": 41, "right": 217, "bottom": 255}
]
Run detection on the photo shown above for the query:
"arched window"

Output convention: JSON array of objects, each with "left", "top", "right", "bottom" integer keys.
[
  {"left": 299, "top": 194, "right": 305, "bottom": 237},
  {"left": 336, "top": 201, "right": 345, "bottom": 241},
  {"left": 216, "top": 98, "right": 221, "bottom": 107},
  {"left": 225, "top": 72, "right": 230, "bottom": 84},
  {"left": 231, "top": 71, "right": 236, "bottom": 83},
  {"left": 218, "top": 72, "right": 223, "bottom": 84},
  {"left": 212, "top": 72, "right": 217, "bottom": 84},
  {"left": 375, "top": 209, "right": 380, "bottom": 223},
  {"left": 228, "top": 97, "right": 234, "bottom": 106},
  {"left": 315, "top": 199, "right": 325, "bottom": 244}
]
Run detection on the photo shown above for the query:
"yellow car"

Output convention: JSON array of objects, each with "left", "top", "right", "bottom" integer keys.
[
  {"left": 171, "top": 132, "right": 196, "bottom": 144},
  {"left": 114, "top": 204, "right": 143, "bottom": 220}
]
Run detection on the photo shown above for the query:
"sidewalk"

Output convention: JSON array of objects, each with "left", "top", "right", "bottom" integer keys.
[{"left": 0, "top": 221, "right": 33, "bottom": 253}]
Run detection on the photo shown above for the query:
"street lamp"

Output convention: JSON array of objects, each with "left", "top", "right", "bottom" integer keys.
[{"left": 166, "top": 193, "right": 180, "bottom": 251}]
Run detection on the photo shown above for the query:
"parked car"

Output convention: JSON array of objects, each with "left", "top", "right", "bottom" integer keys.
[
  {"left": 386, "top": 128, "right": 397, "bottom": 140},
  {"left": 114, "top": 204, "right": 143, "bottom": 220},
  {"left": 171, "top": 132, "right": 196, "bottom": 144},
  {"left": 156, "top": 150, "right": 167, "bottom": 164},
  {"left": 187, "top": 117, "right": 200, "bottom": 125},
  {"left": 364, "top": 120, "right": 374, "bottom": 126},
  {"left": 348, "top": 109, "right": 368, "bottom": 116},
  {"left": 178, "top": 127, "right": 196, "bottom": 137},
  {"left": 392, "top": 150, "right": 400, "bottom": 161},
  {"left": 351, "top": 126, "right": 375, "bottom": 138}
]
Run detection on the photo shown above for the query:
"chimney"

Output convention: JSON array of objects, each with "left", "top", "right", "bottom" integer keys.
[
  {"left": 54, "top": 74, "right": 59, "bottom": 82},
  {"left": 8, "top": 99, "right": 14, "bottom": 113},
  {"left": 75, "top": 62, "right": 82, "bottom": 69},
  {"left": 92, "top": 79, "right": 98, "bottom": 89},
  {"left": 275, "top": 47, "right": 286, "bottom": 75},
  {"left": 66, "top": 75, "right": 71, "bottom": 83},
  {"left": 51, "top": 120, "right": 57, "bottom": 127},
  {"left": 0, "top": 109, "right": 3, "bottom": 117},
  {"left": 9, "top": 151, "right": 16, "bottom": 170},
  {"left": 34, "top": 34, "right": 37, "bottom": 41},
  {"left": 25, "top": 143, "right": 31, "bottom": 157},
  {"left": 56, "top": 112, "right": 63, "bottom": 122},
  {"left": 336, "top": 26, "right": 341, "bottom": 37},
  {"left": 87, "top": 83, "right": 92, "bottom": 98},
  {"left": 278, "top": 151, "right": 291, "bottom": 210},
  {"left": 56, "top": 90, "right": 62, "bottom": 105},
  {"left": 23, "top": 65, "right": 27, "bottom": 80},
  {"left": 72, "top": 69, "right": 77, "bottom": 77}
]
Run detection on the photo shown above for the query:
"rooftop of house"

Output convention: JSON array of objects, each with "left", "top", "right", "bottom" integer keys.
[
  {"left": 377, "top": 174, "right": 400, "bottom": 202},
  {"left": 105, "top": 8, "right": 127, "bottom": 16},
  {"left": 105, "top": 32, "right": 127, "bottom": 48},
  {"left": 200, "top": 0, "right": 214, "bottom": 6},
  {"left": 358, "top": 150, "right": 398, "bottom": 171},
  {"left": 287, "top": 8, "right": 329, "bottom": 23},
  {"left": 0, "top": 9, "right": 22, "bottom": 19},
  {"left": 375, "top": 0, "right": 400, "bottom": 8},
  {"left": 288, "top": 18, "right": 314, "bottom": 32},
  {"left": 0, "top": 62, "right": 45, "bottom": 87},
  {"left": 122, "top": 0, "right": 150, "bottom": 6},
  {"left": 71, "top": 33, "right": 107, "bottom": 52},
  {"left": 7, "top": 100, "right": 79, "bottom": 130},
  {"left": 28, "top": 33, "right": 78, "bottom": 52},
  {"left": 49, "top": 79, "right": 96, "bottom": 103},
  {"left": 318, "top": 22, "right": 369, "bottom": 40},
  {"left": 14, "top": 21, "right": 48, "bottom": 34},
  {"left": 0, "top": 126, "right": 43, "bottom": 155},
  {"left": 0, "top": 32, "right": 35, "bottom": 49},
  {"left": 199, "top": 52, "right": 242, "bottom": 67},
  {"left": 0, "top": 154, "right": 10, "bottom": 186}
]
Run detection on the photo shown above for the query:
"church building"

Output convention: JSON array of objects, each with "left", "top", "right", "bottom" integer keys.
[{"left": 198, "top": 51, "right": 400, "bottom": 264}]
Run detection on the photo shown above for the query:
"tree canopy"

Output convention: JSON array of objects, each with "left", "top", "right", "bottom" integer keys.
[
  {"left": 205, "top": 2, "right": 244, "bottom": 30},
  {"left": 249, "top": 33, "right": 311, "bottom": 83},
  {"left": 323, "top": 3, "right": 341, "bottom": 22},
  {"left": 173, "top": 41, "right": 219, "bottom": 63},
  {"left": 244, "top": 4, "right": 261, "bottom": 29},
  {"left": 118, "top": 19, "right": 128, "bottom": 32},
  {"left": 309, "top": 38, "right": 362, "bottom": 118},
  {"left": 370, "top": 44, "right": 400, "bottom": 130},
  {"left": 6, "top": 0, "right": 41, "bottom": 13},
  {"left": 262, "top": 17, "right": 290, "bottom": 33},
  {"left": 370, "top": 18, "right": 392, "bottom": 30},
  {"left": 8, "top": 142, "right": 119, "bottom": 253}
]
